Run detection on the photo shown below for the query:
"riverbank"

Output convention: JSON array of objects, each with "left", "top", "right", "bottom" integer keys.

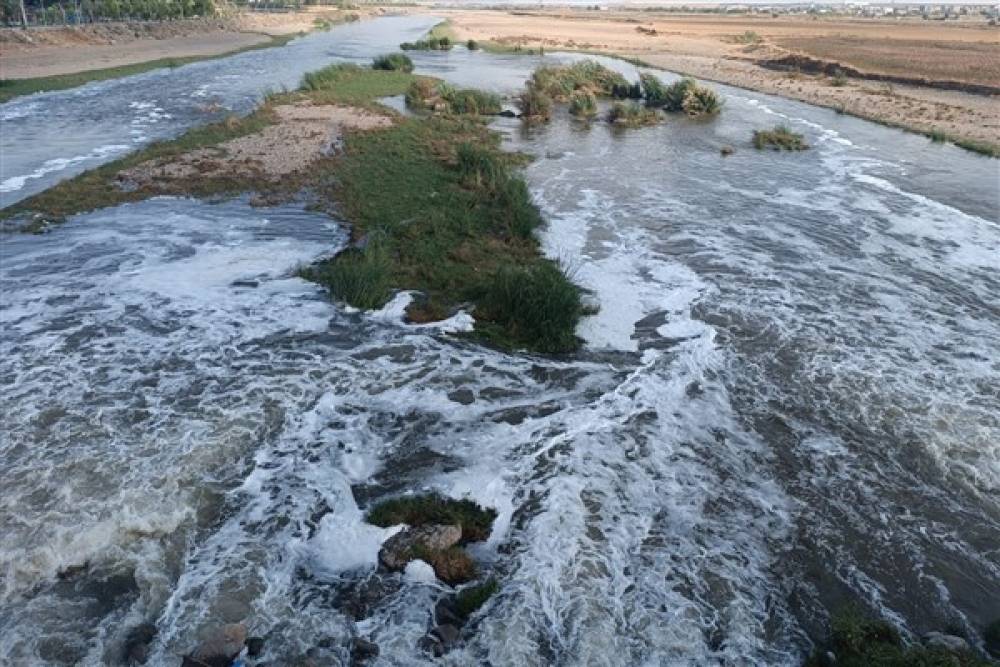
[
  {"left": 1, "top": 60, "right": 586, "bottom": 353},
  {"left": 0, "top": 9, "right": 374, "bottom": 102},
  {"left": 435, "top": 9, "right": 1000, "bottom": 156}
]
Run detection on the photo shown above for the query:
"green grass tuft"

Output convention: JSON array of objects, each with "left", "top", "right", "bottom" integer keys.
[
  {"left": 681, "top": 84, "right": 723, "bottom": 116},
  {"left": 607, "top": 101, "right": 661, "bottom": 127},
  {"left": 753, "top": 125, "right": 809, "bottom": 150},
  {"left": 476, "top": 262, "right": 584, "bottom": 353},
  {"left": 455, "top": 579, "right": 499, "bottom": 618},
  {"left": 366, "top": 493, "right": 498, "bottom": 543},
  {"left": 568, "top": 89, "right": 598, "bottom": 118},
  {"left": 372, "top": 53, "right": 414, "bottom": 73},
  {"left": 467, "top": 39, "right": 480, "bottom": 51},
  {"left": 805, "top": 609, "right": 993, "bottom": 667},
  {"left": 517, "top": 83, "right": 553, "bottom": 122},
  {"left": 298, "top": 241, "right": 393, "bottom": 310},
  {"left": 528, "top": 60, "right": 628, "bottom": 101}
]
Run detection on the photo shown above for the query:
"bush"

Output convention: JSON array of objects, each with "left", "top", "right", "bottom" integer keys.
[
  {"left": 517, "top": 83, "right": 553, "bottom": 121},
  {"left": 612, "top": 81, "right": 643, "bottom": 99},
  {"left": 372, "top": 53, "right": 414, "bottom": 72},
  {"left": 400, "top": 37, "right": 453, "bottom": 51},
  {"left": 804, "top": 610, "right": 993, "bottom": 667},
  {"left": 479, "top": 262, "right": 583, "bottom": 353},
  {"left": 735, "top": 30, "right": 762, "bottom": 44},
  {"left": 367, "top": 493, "right": 498, "bottom": 543},
  {"left": 467, "top": 39, "right": 480, "bottom": 50},
  {"left": 457, "top": 142, "right": 509, "bottom": 192},
  {"left": 929, "top": 128, "right": 947, "bottom": 143},
  {"left": 640, "top": 73, "right": 669, "bottom": 107},
  {"left": 607, "top": 101, "right": 661, "bottom": 127},
  {"left": 752, "top": 125, "right": 808, "bottom": 150},
  {"left": 681, "top": 85, "right": 722, "bottom": 116},
  {"left": 529, "top": 60, "right": 629, "bottom": 101},
  {"left": 446, "top": 88, "right": 502, "bottom": 115},
  {"left": 303, "top": 242, "right": 392, "bottom": 310},
  {"left": 830, "top": 68, "right": 848, "bottom": 87},
  {"left": 455, "top": 579, "right": 499, "bottom": 618},
  {"left": 405, "top": 78, "right": 439, "bottom": 109},
  {"left": 662, "top": 77, "right": 696, "bottom": 112},
  {"left": 568, "top": 89, "right": 598, "bottom": 118}
]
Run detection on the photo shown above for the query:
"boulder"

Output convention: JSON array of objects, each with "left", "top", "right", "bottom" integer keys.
[
  {"left": 921, "top": 632, "right": 969, "bottom": 653},
  {"left": 182, "top": 623, "right": 246, "bottom": 667},
  {"left": 378, "top": 524, "right": 462, "bottom": 571},
  {"left": 350, "top": 637, "right": 379, "bottom": 665},
  {"left": 121, "top": 622, "right": 157, "bottom": 665}
]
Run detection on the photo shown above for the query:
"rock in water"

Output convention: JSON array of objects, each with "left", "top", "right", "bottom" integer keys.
[
  {"left": 378, "top": 524, "right": 462, "bottom": 570},
  {"left": 183, "top": 623, "right": 247, "bottom": 667},
  {"left": 121, "top": 622, "right": 157, "bottom": 664},
  {"left": 921, "top": 632, "right": 969, "bottom": 653}
]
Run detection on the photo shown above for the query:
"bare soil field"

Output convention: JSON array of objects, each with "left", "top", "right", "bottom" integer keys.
[{"left": 439, "top": 9, "right": 1000, "bottom": 153}]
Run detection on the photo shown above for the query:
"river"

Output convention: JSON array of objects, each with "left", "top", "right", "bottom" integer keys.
[{"left": 1, "top": 14, "right": 998, "bottom": 667}]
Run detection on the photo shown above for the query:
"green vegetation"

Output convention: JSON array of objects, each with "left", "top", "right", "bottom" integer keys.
[
  {"left": 372, "top": 53, "right": 414, "bottom": 73},
  {"left": 928, "top": 128, "right": 947, "bottom": 143},
  {"left": 297, "top": 242, "right": 391, "bottom": 310},
  {"left": 405, "top": 80, "right": 503, "bottom": 115},
  {"left": 607, "top": 101, "right": 661, "bottom": 127},
  {"left": 753, "top": 125, "right": 809, "bottom": 150},
  {"left": 639, "top": 72, "right": 669, "bottom": 107},
  {"left": 568, "top": 89, "right": 598, "bottom": 118},
  {"left": 0, "top": 33, "right": 297, "bottom": 104},
  {"left": 805, "top": 610, "right": 992, "bottom": 667},
  {"left": 455, "top": 579, "right": 499, "bottom": 619},
  {"left": 516, "top": 83, "right": 553, "bottom": 122},
  {"left": 528, "top": 60, "right": 629, "bottom": 101},
  {"left": 952, "top": 137, "right": 1000, "bottom": 157},
  {"left": 680, "top": 83, "right": 722, "bottom": 116},
  {"left": 476, "top": 262, "right": 584, "bottom": 353},
  {"left": 400, "top": 37, "right": 453, "bottom": 51},
  {"left": 299, "top": 63, "right": 423, "bottom": 108},
  {"left": 6, "top": 63, "right": 587, "bottom": 352},
  {"left": 466, "top": 39, "right": 480, "bottom": 51},
  {"left": 734, "top": 30, "right": 763, "bottom": 44},
  {"left": 367, "top": 494, "right": 498, "bottom": 543}
]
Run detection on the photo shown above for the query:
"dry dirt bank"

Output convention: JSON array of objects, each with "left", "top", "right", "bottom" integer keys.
[
  {"left": 439, "top": 9, "right": 1000, "bottom": 152},
  {"left": 0, "top": 8, "right": 381, "bottom": 80}
]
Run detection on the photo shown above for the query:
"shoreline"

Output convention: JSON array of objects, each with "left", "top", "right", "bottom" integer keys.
[
  {"left": 434, "top": 9, "right": 1000, "bottom": 157},
  {"left": 0, "top": 9, "right": 373, "bottom": 103}
]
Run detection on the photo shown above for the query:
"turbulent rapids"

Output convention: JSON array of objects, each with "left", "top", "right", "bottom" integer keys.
[{"left": 1, "top": 15, "right": 998, "bottom": 667}]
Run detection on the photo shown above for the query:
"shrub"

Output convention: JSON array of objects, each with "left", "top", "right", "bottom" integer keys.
[
  {"left": 929, "top": 128, "right": 947, "bottom": 143},
  {"left": 303, "top": 242, "right": 392, "bottom": 310},
  {"left": 640, "top": 73, "right": 669, "bottom": 107},
  {"left": 607, "top": 101, "right": 661, "bottom": 127},
  {"left": 681, "top": 85, "right": 722, "bottom": 116},
  {"left": 301, "top": 63, "right": 361, "bottom": 91},
  {"left": 752, "top": 125, "right": 808, "bottom": 150},
  {"left": 529, "top": 60, "right": 629, "bottom": 101},
  {"left": 400, "top": 37, "right": 453, "bottom": 51},
  {"left": 478, "top": 262, "right": 583, "bottom": 353},
  {"left": 612, "top": 81, "right": 643, "bottom": 99},
  {"left": 804, "top": 610, "right": 993, "bottom": 667},
  {"left": 367, "top": 493, "right": 498, "bottom": 543},
  {"left": 830, "top": 69, "right": 848, "bottom": 87},
  {"left": 446, "top": 88, "right": 503, "bottom": 115},
  {"left": 455, "top": 579, "right": 499, "bottom": 618},
  {"left": 517, "top": 83, "right": 553, "bottom": 121},
  {"left": 457, "top": 142, "right": 509, "bottom": 192},
  {"left": 467, "top": 39, "right": 480, "bottom": 50},
  {"left": 568, "top": 89, "right": 598, "bottom": 118},
  {"left": 372, "top": 53, "right": 414, "bottom": 73},
  {"left": 405, "top": 78, "right": 439, "bottom": 109},
  {"left": 735, "top": 30, "right": 762, "bottom": 44},
  {"left": 661, "top": 77, "right": 696, "bottom": 112}
]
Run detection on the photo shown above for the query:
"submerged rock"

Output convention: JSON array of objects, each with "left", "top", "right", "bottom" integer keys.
[
  {"left": 121, "top": 622, "right": 156, "bottom": 665},
  {"left": 378, "top": 524, "right": 462, "bottom": 570},
  {"left": 182, "top": 623, "right": 246, "bottom": 667},
  {"left": 350, "top": 637, "right": 379, "bottom": 665},
  {"left": 921, "top": 631, "right": 969, "bottom": 653},
  {"left": 246, "top": 636, "right": 265, "bottom": 658}
]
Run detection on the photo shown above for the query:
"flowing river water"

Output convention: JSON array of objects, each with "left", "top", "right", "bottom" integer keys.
[{"left": 1, "top": 15, "right": 999, "bottom": 667}]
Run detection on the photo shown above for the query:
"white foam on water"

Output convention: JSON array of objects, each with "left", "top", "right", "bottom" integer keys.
[{"left": 0, "top": 143, "right": 131, "bottom": 193}]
